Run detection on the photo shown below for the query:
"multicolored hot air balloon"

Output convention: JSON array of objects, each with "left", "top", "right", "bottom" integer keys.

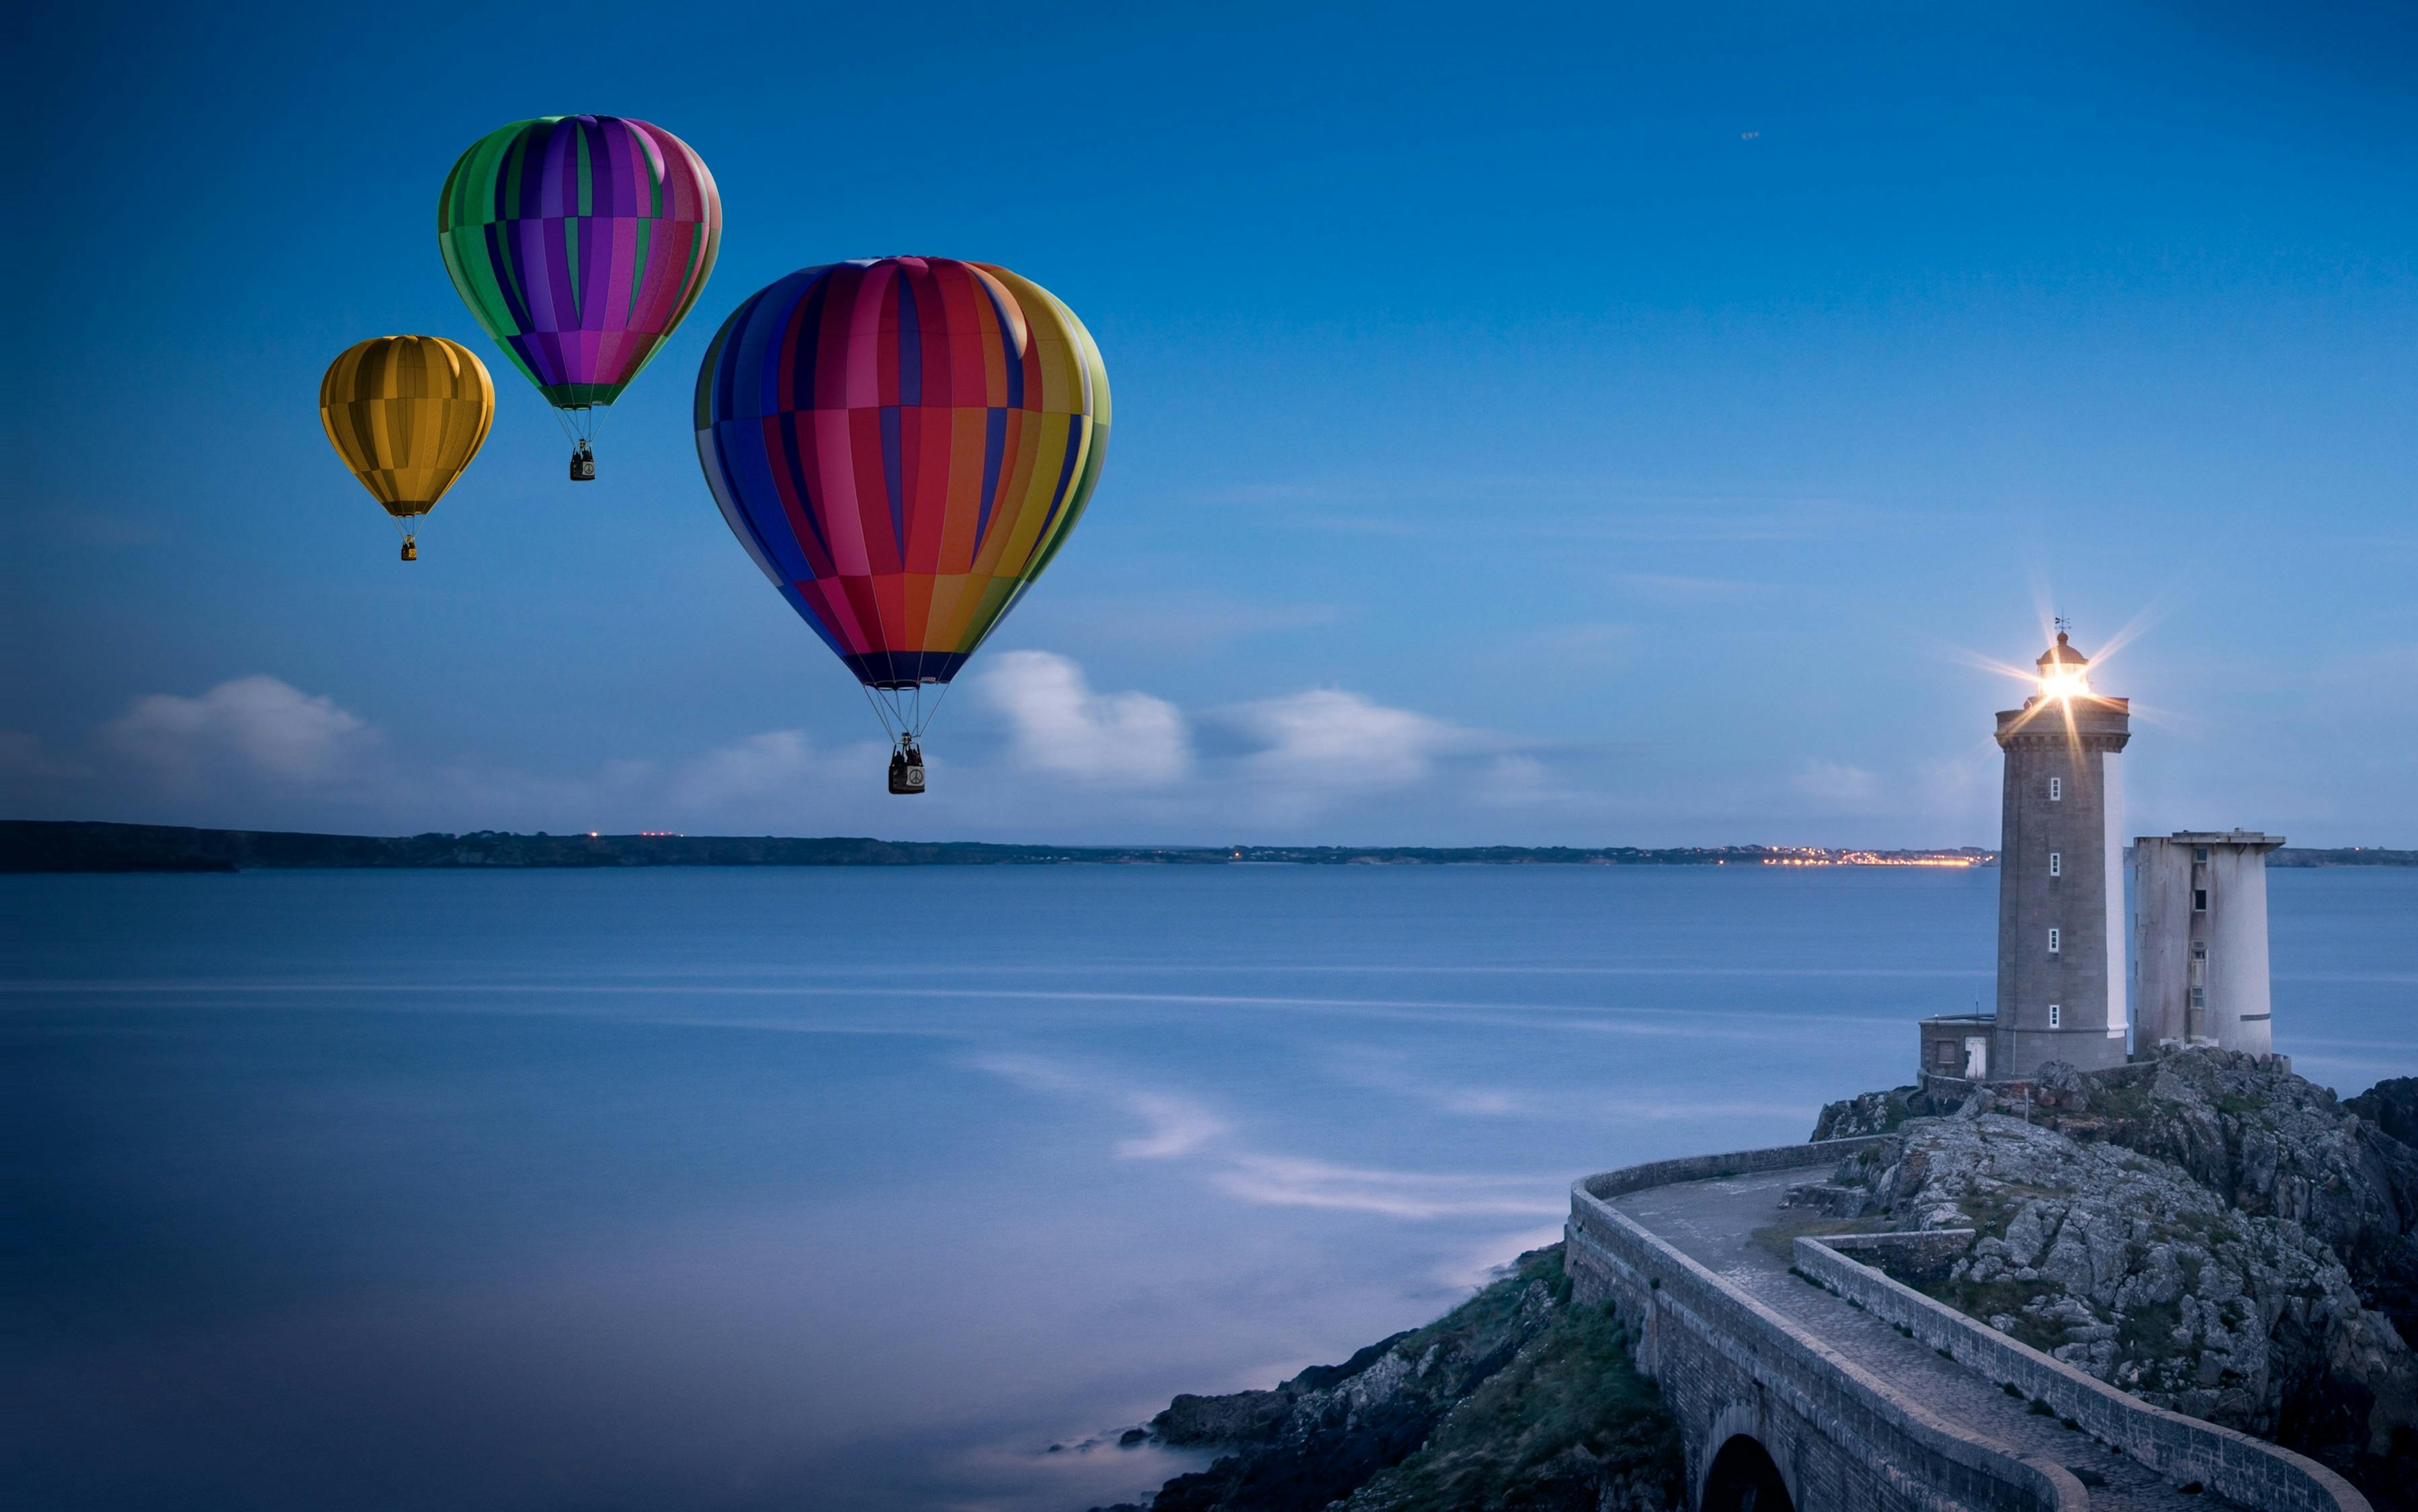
[
  {"left": 694, "top": 257, "right": 1111, "bottom": 793},
  {"left": 437, "top": 116, "right": 720, "bottom": 479},
  {"left": 318, "top": 336, "right": 495, "bottom": 561}
]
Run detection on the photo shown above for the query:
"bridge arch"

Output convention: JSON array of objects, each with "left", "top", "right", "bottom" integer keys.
[{"left": 1700, "top": 1429, "right": 1795, "bottom": 1512}]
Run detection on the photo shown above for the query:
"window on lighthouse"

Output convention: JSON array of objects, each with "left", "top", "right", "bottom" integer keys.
[
  {"left": 2048, "top": 928, "right": 2061, "bottom": 954},
  {"left": 2049, "top": 851, "right": 2061, "bottom": 877},
  {"left": 2049, "top": 1004, "right": 2062, "bottom": 1028},
  {"left": 2049, "top": 777, "right": 2062, "bottom": 800}
]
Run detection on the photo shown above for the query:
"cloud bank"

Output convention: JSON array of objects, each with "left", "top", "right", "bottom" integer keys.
[
  {"left": 101, "top": 675, "right": 376, "bottom": 790},
  {"left": 0, "top": 648, "right": 2019, "bottom": 843},
  {"left": 1, "top": 657, "right": 1562, "bottom": 842}
]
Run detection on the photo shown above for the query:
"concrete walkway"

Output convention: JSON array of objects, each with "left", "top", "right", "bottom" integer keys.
[{"left": 1610, "top": 1169, "right": 2241, "bottom": 1512}]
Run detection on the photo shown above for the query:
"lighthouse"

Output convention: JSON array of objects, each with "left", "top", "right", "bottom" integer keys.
[
  {"left": 1917, "top": 626, "right": 2134, "bottom": 1084},
  {"left": 1989, "top": 628, "right": 2132, "bottom": 1078}
]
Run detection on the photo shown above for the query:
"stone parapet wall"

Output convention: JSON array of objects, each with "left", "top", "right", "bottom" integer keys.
[
  {"left": 1575, "top": 1136, "right": 1892, "bottom": 1204},
  {"left": 1825, "top": 1228, "right": 1978, "bottom": 1288},
  {"left": 1569, "top": 1142, "right": 2086, "bottom": 1512},
  {"left": 1794, "top": 1236, "right": 2370, "bottom": 1512}
]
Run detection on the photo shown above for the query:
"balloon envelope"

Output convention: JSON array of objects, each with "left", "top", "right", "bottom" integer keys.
[
  {"left": 694, "top": 257, "right": 1110, "bottom": 693},
  {"left": 438, "top": 116, "right": 720, "bottom": 411},
  {"left": 319, "top": 335, "right": 494, "bottom": 517}
]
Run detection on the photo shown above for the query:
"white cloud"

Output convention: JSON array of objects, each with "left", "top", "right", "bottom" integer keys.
[
  {"left": 1226, "top": 689, "right": 1484, "bottom": 790},
  {"left": 99, "top": 675, "right": 376, "bottom": 787},
  {"left": 976, "top": 650, "right": 1190, "bottom": 786},
  {"left": 28, "top": 659, "right": 1556, "bottom": 840}
]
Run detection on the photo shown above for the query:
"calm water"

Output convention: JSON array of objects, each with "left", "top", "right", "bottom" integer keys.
[{"left": 5, "top": 866, "right": 2412, "bottom": 1510}]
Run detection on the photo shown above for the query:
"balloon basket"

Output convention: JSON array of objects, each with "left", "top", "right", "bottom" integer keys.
[
  {"left": 400, "top": 538, "right": 418, "bottom": 562},
  {"left": 888, "top": 742, "right": 926, "bottom": 796}
]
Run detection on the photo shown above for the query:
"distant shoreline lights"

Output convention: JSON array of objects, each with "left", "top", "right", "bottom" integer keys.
[{"left": 1759, "top": 849, "right": 1991, "bottom": 868}]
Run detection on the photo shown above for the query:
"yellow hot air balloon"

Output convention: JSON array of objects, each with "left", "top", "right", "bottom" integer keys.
[{"left": 318, "top": 336, "right": 494, "bottom": 560}]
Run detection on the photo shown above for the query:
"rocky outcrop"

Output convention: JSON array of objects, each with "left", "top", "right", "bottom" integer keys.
[
  {"left": 1103, "top": 1245, "right": 1682, "bottom": 1512},
  {"left": 2019, "top": 1050, "right": 2418, "bottom": 1351},
  {"left": 1813, "top": 1051, "right": 2418, "bottom": 1509},
  {"left": 2349, "top": 1080, "right": 2418, "bottom": 1155},
  {"left": 1812, "top": 1083, "right": 1964, "bottom": 1140}
]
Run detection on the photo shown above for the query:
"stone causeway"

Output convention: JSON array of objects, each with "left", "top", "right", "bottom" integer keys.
[{"left": 1565, "top": 1138, "right": 2372, "bottom": 1512}]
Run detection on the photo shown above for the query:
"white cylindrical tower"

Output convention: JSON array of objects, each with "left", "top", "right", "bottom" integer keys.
[{"left": 2132, "top": 831, "right": 2284, "bottom": 1054}]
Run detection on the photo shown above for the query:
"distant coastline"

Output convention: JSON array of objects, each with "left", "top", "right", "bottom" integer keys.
[{"left": 3, "top": 821, "right": 2409, "bottom": 874}]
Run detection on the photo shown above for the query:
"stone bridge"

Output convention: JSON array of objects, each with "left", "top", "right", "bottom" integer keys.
[{"left": 1565, "top": 1138, "right": 2372, "bottom": 1512}]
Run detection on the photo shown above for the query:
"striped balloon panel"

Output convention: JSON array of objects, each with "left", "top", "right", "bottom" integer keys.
[
  {"left": 319, "top": 337, "right": 495, "bottom": 517},
  {"left": 438, "top": 116, "right": 720, "bottom": 409},
  {"left": 694, "top": 258, "right": 1110, "bottom": 689}
]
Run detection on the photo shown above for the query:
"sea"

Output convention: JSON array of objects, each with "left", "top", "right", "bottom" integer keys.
[{"left": 5, "top": 864, "right": 2412, "bottom": 1511}]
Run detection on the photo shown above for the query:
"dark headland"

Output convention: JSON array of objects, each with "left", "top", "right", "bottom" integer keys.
[{"left": 6, "top": 820, "right": 2410, "bottom": 874}]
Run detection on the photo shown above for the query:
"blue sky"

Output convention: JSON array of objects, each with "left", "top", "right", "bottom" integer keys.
[{"left": 9, "top": 0, "right": 2414, "bottom": 846}]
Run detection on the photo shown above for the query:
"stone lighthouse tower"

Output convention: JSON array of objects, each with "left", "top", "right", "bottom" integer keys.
[{"left": 1991, "top": 628, "right": 2131, "bottom": 1079}]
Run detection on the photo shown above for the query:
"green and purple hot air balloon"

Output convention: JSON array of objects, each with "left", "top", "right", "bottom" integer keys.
[{"left": 438, "top": 116, "right": 720, "bottom": 477}]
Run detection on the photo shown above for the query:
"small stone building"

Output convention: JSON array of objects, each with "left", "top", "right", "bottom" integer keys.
[{"left": 1918, "top": 1013, "right": 1995, "bottom": 1082}]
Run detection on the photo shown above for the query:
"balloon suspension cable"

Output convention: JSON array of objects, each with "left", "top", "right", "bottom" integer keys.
[
  {"left": 863, "top": 679, "right": 949, "bottom": 745},
  {"left": 856, "top": 682, "right": 902, "bottom": 746},
  {"left": 553, "top": 405, "right": 603, "bottom": 448},
  {"left": 915, "top": 678, "right": 955, "bottom": 741}
]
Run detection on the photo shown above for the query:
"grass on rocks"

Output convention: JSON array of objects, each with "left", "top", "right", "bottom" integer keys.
[{"left": 1345, "top": 1248, "right": 1685, "bottom": 1512}]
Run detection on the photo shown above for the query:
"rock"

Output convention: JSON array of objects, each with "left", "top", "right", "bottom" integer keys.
[
  {"left": 1811, "top": 1084, "right": 1967, "bottom": 1139},
  {"left": 2033, "top": 1059, "right": 2087, "bottom": 1103},
  {"left": 1118, "top": 1427, "right": 1149, "bottom": 1447},
  {"left": 1126, "top": 1245, "right": 1683, "bottom": 1511},
  {"left": 1153, "top": 1387, "right": 1301, "bottom": 1449},
  {"left": 1826, "top": 1052, "right": 2418, "bottom": 1507},
  {"left": 2349, "top": 1078, "right": 2418, "bottom": 1150},
  {"left": 1782, "top": 1180, "right": 1876, "bottom": 1219},
  {"left": 2028, "top": 1050, "right": 2418, "bottom": 1353},
  {"left": 1815, "top": 1087, "right": 1919, "bottom": 1139}
]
